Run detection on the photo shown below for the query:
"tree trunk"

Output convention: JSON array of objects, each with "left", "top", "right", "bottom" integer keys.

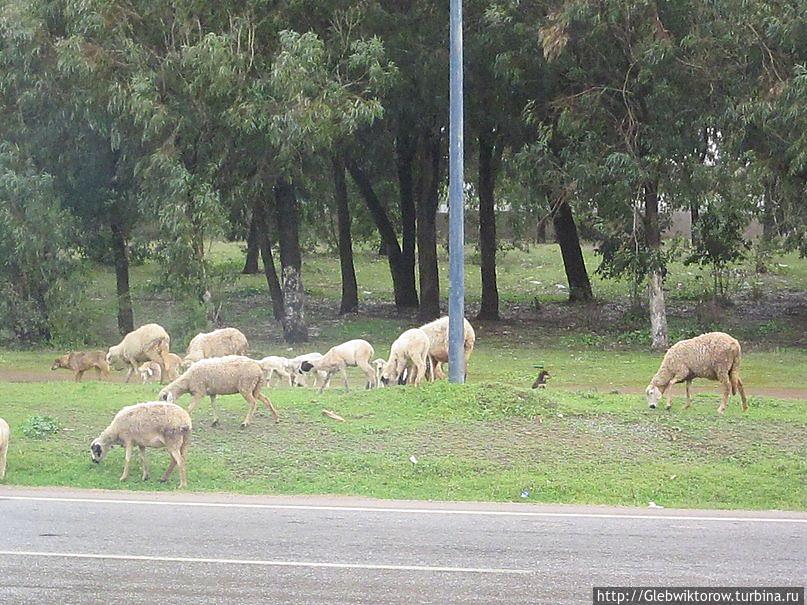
[
  {"left": 416, "top": 133, "right": 441, "bottom": 321},
  {"left": 274, "top": 178, "right": 308, "bottom": 342},
  {"left": 110, "top": 219, "right": 134, "bottom": 335},
  {"left": 477, "top": 131, "right": 500, "bottom": 320},
  {"left": 345, "top": 156, "right": 419, "bottom": 309},
  {"left": 332, "top": 156, "right": 359, "bottom": 315},
  {"left": 553, "top": 201, "right": 593, "bottom": 303},
  {"left": 644, "top": 180, "right": 668, "bottom": 350},
  {"left": 242, "top": 212, "right": 261, "bottom": 274},
  {"left": 253, "top": 198, "right": 285, "bottom": 321},
  {"left": 395, "top": 124, "right": 418, "bottom": 308}
]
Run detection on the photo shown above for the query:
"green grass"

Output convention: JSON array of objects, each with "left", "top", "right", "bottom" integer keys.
[
  {"left": 0, "top": 377, "right": 804, "bottom": 510},
  {"left": 0, "top": 240, "right": 805, "bottom": 510}
]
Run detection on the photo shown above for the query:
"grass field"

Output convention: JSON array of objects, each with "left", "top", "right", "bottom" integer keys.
[{"left": 0, "top": 242, "right": 804, "bottom": 510}]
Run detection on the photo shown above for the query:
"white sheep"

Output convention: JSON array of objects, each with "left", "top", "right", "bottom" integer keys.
[
  {"left": 288, "top": 352, "right": 331, "bottom": 389},
  {"left": 138, "top": 361, "right": 163, "bottom": 384},
  {"left": 257, "top": 356, "right": 294, "bottom": 386},
  {"left": 106, "top": 323, "right": 172, "bottom": 384},
  {"left": 299, "top": 339, "right": 376, "bottom": 393},
  {"left": 372, "top": 358, "right": 387, "bottom": 386},
  {"left": 90, "top": 401, "right": 191, "bottom": 488},
  {"left": 419, "top": 316, "right": 476, "bottom": 380},
  {"left": 646, "top": 331, "right": 749, "bottom": 414},
  {"left": 183, "top": 328, "right": 249, "bottom": 366},
  {"left": 158, "top": 355, "right": 279, "bottom": 427},
  {"left": 0, "top": 418, "right": 9, "bottom": 479},
  {"left": 380, "top": 328, "right": 432, "bottom": 386}
]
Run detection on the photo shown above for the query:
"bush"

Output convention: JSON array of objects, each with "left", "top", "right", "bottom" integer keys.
[{"left": 20, "top": 415, "right": 60, "bottom": 439}]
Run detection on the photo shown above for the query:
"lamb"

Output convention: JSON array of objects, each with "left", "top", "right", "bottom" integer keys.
[
  {"left": 183, "top": 328, "right": 249, "bottom": 366},
  {"left": 158, "top": 355, "right": 279, "bottom": 427},
  {"left": 645, "top": 331, "right": 749, "bottom": 414},
  {"left": 106, "top": 323, "right": 171, "bottom": 384},
  {"left": 51, "top": 351, "right": 110, "bottom": 382},
  {"left": 288, "top": 352, "right": 331, "bottom": 389},
  {"left": 380, "top": 328, "right": 432, "bottom": 387},
  {"left": 372, "top": 358, "right": 387, "bottom": 386},
  {"left": 0, "top": 418, "right": 9, "bottom": 479},
  {"left": 419, "top": 316, "right": 476, "bottom": 380},
  {"left": 163, "top": 353, "right": 183, "bottom": 382},
  {"left": 299, "top": 339, "right": 376, "bottom": 393},
  {"left": 90, "top": 401, "right": 191, "bottom": 488},
  {"left": 138, "top": 361, "right": 163, "bottom": 384},
  {"left": 257, "top": 355, "right": 294, "bottom": 386}
]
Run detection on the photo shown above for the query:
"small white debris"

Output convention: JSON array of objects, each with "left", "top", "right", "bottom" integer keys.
[
  {"left": 648, "top": 501, "right": 664, "bottom": 509},
  {"left": 529, "top": 280, "right": 542, "bottom": 285},
  {"left": 555, "top": 284, "right": 567, "bottom": 289},
  {"left": 409, "top": 455, "right": 418, "bottom": 465}
]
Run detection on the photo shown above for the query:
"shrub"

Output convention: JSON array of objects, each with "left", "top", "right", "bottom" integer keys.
[{"left": 21, "top": 415, "right": 60, "bottom": 439}]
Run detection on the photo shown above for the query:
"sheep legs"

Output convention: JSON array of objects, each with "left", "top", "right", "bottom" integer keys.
[
  {"left": 160, "top": 445, "right": 188, "bottom": 488},
  {"left": 683, "top": 381, "right": 693, "bottom": 409},
  {"left": 358, "top": 359, "right": 376, "bottom": 389},
  {"left": 208, "top": 395, "right": 221, "bottom": 426},
  {"left": 730, "top": 370, "right": 748, "bottom": 412},
  {"left": 139, "top": 445, "right": 149, "bottom": 481},
  {"left": 717, "top": 373, "right": 732, "bottom": 414},
  {"left": 256, "top": 389, "right": 280, "bottom": 423},
  {"left": 120, "top": 443, "right": 133, "bottom": 482},
  {"left": 124, "top": 365, "right": 135, "bottom": 383},
  {"left": 0, "top": 441, "right": 7, "bottom": 479},
  {"left": 75, "top": 370, "right": 85, "bottom": 382}
]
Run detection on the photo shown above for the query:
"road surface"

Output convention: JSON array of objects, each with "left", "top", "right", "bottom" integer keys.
[{"left": 0, "top": 487, "right": 804, "bottom": 604}]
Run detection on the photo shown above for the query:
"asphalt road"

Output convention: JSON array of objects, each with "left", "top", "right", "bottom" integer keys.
[{"left": 0, "top": 487, "right": 804, "bottom": 604}]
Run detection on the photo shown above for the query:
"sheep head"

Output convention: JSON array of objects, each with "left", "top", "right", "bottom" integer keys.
[
  {"left": 106, "top": 345, "right": 124, "bottom": 368},
  {"left": 300, "top": 361, "right": 314, "bottom": 373},
  {"left": 645, "top": 384, "right": 663, "bottom": 409},
  {"left": 90, "top": 437, "right": 111, "bottom": 463},
  {"left": 158, "top": 386, "right": 177, "bottom": 402}
]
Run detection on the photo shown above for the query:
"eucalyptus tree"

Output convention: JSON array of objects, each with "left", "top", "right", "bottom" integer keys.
[{"left": 537, "top": 0, "right": 742, "bottom": 348}]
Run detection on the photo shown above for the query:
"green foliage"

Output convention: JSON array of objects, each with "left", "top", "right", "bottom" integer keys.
[
  {"left": 0, "top": 146, "right": 88, "bottom": 344},
  {"left": 686, "top": 200, "right": 751, "bottom": 299},
  {"left": 20, "top": 415, "right": 59, "bottom": 439}
]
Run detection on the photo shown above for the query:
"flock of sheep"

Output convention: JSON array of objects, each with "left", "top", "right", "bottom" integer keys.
[{"left": 0, "top": 319, "right": 749, "bottom": 489}]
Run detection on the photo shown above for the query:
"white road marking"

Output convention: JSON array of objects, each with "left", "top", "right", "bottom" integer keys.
[
  {"left": 1, "top": 495, "right": 805, "bottom": 524},
  {"left": 0, "top": 550, "right": 532, "bottom": 575}
]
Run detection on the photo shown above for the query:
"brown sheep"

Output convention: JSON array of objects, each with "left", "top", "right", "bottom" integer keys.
[
  {"left": 646, "top": 332, "right": 749, "bottom": 414},
  {"left": 107, "top": 324, "right": 172, "bottom": 384},
  {"left": 51, "top": 351, "right": 110, "bottom": 382}
]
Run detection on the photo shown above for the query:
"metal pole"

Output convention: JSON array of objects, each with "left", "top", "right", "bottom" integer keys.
[{"left": 448, "top": 0, "right": 465, "bottom": 383}]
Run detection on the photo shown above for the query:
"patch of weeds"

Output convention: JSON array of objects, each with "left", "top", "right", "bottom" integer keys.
[{"left": 21, "top": 415, "right": 60, "bottom": 439}]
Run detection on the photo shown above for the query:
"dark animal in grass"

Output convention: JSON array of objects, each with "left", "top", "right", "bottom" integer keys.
[{"left": 531, "top": 370, "right": 551, "bottom": 389}]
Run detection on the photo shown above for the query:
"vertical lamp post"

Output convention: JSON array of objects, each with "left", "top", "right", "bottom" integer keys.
[{"left": 448, "top": 0, "right": 465, "bottom": 383}]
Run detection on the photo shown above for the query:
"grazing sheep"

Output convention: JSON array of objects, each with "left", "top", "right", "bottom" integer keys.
[
  {"left": 183, "top": 328, "right": 249, "bottom": 366},
  {"left": 380, "top": 328, "right": 432, "bottom": 387},
  {"left": 0, "top": 418, "right": 9, "bottom": 479},
  {"left": 51, "top": 351, "right": 110, "bottom": 382},
  {"left": 300, "top": 339, "right": 376, "bottom": 393},
  {"left": 645, "top": 331, "right": 749, "bottom": 414},
  {"left": 138, "top": 361, "right": 163, "bottom": 384},
  {"left": 158, "top": 355, "right": 279, "bottom": 427},
  {"left": 419, "top": 316, "right": 476, "bottom": 380},
  {"left": 257, "top": 356, "right": 294, "bottom": 386},
  {"left": 532, "top": 370, "right": 551, "bottom": 389},
  {"left": 90, "top": 401, "right": 191, "bottom": 488},
  {"left": 289, "top": 352, "right": 331, "bottom": 389},
  {"left": 107, "top": 324, "right": 171, "bottom": 384}
]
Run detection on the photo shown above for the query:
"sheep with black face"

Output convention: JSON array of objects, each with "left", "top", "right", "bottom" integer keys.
[
  {"left": 380, "top": 328, "right": 431, "bottom": 387},
  {"left": 90, "top": 401, "right": 191, "bottom": 488},
  {"left": 299, "top": 339, "right": 376, "bottom": 393}
]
